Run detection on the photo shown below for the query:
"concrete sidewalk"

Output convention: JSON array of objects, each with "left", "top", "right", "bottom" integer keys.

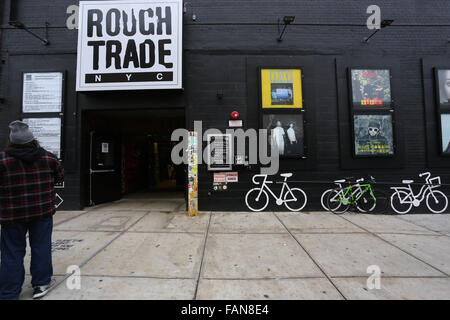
[{"left": 13, "top": 198, "right": 450, "bottom": 300}]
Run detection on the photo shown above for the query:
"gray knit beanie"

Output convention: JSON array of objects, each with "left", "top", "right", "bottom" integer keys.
[{"left": 9, "top": 120, "right": 35, "bottom": 144}]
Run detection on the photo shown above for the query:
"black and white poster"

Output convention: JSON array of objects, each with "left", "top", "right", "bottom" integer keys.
[
  {"left": 76, "top": 0, "right": 183, "bottom": 91},
  {"left": 441, "top": 114, "right": 450, "bottom": 154},
  {"left": 263, "top": 114, "right": 305, "bottom": 157},
  {"left": 354, "top": 114, "right": 394, "bottom": 156},
  {"left": 22, "top": 72, "right": 63, "bottom": 113},
  {"left": 23, "top": 118, "right": 62, "bottom": 159},
  {"left": 437, "top": 69, "right": 450, "bottom": 106},
  {"left": 207, "top": 134, "right": 233, "bottom": 171}
]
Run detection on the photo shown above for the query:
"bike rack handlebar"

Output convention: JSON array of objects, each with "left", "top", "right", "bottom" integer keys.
[
  {"left": 252, "top": 175, "right": 266, "bottom": 185},
  {"left": 419, "top": 172, "right": 432, "bottom": 182},
  {"left": 252, "top": 174, "right": 274, "bottom": 185}
]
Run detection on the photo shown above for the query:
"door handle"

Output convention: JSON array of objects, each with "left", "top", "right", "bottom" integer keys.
[{"left": 90, "top": 169, "right": 116, "bottom": 173}]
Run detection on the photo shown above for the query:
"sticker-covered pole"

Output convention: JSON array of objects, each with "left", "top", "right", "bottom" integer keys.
[{"left": 188, "top": 131, "right": 199, "bottom": 216}]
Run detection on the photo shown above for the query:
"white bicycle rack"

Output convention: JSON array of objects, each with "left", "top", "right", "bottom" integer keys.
[
  {"left": 245, "top": 173, "right": 308, "bottom": 212},
  {"left": 390, "top": 172, "right": 448, "bottom": 214}
]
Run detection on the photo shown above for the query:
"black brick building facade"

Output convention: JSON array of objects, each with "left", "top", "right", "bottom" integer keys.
[{"left": 1, "top": 0, "right": 449, "bottom": 212}]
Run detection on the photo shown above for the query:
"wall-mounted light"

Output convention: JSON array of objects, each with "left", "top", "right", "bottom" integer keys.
[
  {"left": 277, "top": 16, "right": 295, "bottom": 42},
  {"left": 216, "top": 89, "right": 224, "bottom": 100},
  {"left": 183, "top": 2, "right": 197, "bottom": 21},
  {"left": 9, "top": 21, "right": 50, "bottom": 46},
  {"left": 363, "top": 19, "right": 394, "bottom": 43},
  {"left": 9, "top": 20, "right": 25, "bottom": 29}
]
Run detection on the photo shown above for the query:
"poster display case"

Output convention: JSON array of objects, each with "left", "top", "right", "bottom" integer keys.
[
  {"left": 350, "top": 69, "right": 392, "bottom": 109},
  {"left": 353, "top": 114, "right": 394, "bottom": 156},
  {"left": 435, "top": 69, "right": 450, "bottom": 108},
  {"left": 260, "top": 68, "right": 303, "bottom": 109},
  {"left": 22, "top": 118, "right": 62, "bottom": 159},
  {"left": 434, "top": 69, "right": 450, "bottom": 156},
  {"left": 22, "top": 72, "right": 64, "bottom": 113},
  {"left": 440, "top": 114, "right": 450, "bottom": 155},
  {"left": 348, "top": 67, "right": 395, "bottom": 158},
  {"left": 262, "top": 113, "right": 305, "bottom": 158},
  {"left": 21, "top": 71, "right": 65, "bottom": 161},
  {"left": 206, "top": 134, "right": 233, "bottom": 171},
  {"left": 259, "top": 66, "right": 307, "bottom": 160}
]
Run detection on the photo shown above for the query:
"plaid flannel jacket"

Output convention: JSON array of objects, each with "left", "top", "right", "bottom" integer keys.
[{"left": 0, "top": 149, "right": 64, "bottom": 225}]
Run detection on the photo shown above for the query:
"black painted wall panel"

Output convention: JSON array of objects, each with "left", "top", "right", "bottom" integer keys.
[{"left": 0, "top": 0, "right": 449, "bottom": 212}]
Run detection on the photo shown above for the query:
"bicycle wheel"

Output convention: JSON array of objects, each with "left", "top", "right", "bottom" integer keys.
[
  {"left": 426, "top": 190, "right": 448, "bottom": 214},
  {"left": 327, "top": 188, "right": 349, "bottom": 214},
  {"left": 356, "top": 191, "right": 376, "bottom": 213},
  {"left": 245, "top": 188, "right": 269, "bottom": 212},
  {"left": 284, "top": 188, "right": 307, "bottom": 212},
  {"left": 320, "top": 189, "right": 334, "bottom": 211},
  {"left": 390, "top": 190, "right": 413, "bottom": 214}
]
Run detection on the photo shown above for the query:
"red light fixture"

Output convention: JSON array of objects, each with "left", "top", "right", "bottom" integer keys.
[{"left": 231, "top": 111, "right": 240, "bottom": 120}]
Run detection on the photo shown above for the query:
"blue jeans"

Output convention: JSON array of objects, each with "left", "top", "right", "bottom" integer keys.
[{"left": 0, "top": 217, "right": 53, "bottom": 300}]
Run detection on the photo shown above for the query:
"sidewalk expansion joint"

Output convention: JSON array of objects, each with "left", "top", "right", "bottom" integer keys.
[
  {"left": 391, "top": 214, "right": 450, "bottom": 238},
  {"left": 45, "top": 211, "right": 152, "bottom": 297},
  {"left": 200, "top": 276, "right": 328, "bottom": 281},
  {"left": 76, "top": 274, "right": 196, "bottom": 280},
  {"left": 272, "top": 212, "right": 348, "bottom": 300},
  {"left": 337, "top": 215, "right": 450, "bottom": 277},
  {"left": 193, "top": 212, "right": 213, "bottom": 300},
  {"left": 53, "top": 211, "right": 88, "bottom": 227}
]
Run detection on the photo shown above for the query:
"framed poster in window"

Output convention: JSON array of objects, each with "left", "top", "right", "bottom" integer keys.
[
  {"left": 260, "top": 68, "right": 303, "bottom": 109},
  {"left": 440, "top": 114, "right": 450, "bottom": 155},
  {"left": 434, "top": 69, "right": 450, "bottom": 156},
  {"left": 23, "top": 117, "right": 62, "bottom": 159},
  {"left": 353, "top": 114, "right": 394, "bottom": 157},
  {"left": 350, "top": 69, "right": 392, "bottom": 109},
  {"left": 262, "top": 113, "right": 305, "bottom": 158},
  {"left": 22, "top": 72, "right": 64, "bottom": 113},
  {"left": 435, "top": 69, "right": 450, "bottom": 108},
  {"left": 206, "top": 134, "right": 233, "bottom": 171}
]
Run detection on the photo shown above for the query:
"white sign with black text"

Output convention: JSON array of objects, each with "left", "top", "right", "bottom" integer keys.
[
  {"left": 23, "top": 72, "right": 63, "bottom": 113},
  {"left": 76, "top": 0, "right": 183, "bottom": 91},
  {"left": 23, "top": 118, "right": 62, "bottom": 159},
  {"left": 207, "top": 134, "right": 233, "bottom": 171}
]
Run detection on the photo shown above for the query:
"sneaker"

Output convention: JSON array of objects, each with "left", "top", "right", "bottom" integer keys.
[
  {"left": 32, "top": 286, "right": 50, "bottom": 299},
  {"left": 32, "top": 280, "right": 54, "bottom": 299}
]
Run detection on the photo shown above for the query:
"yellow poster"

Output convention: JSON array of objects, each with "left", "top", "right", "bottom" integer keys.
[{"left": 261, "top": 69, "right": 303, "bottom": 109}]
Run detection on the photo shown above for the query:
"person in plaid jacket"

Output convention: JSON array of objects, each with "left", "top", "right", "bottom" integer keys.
[{"left": 0, "top": 120, "right": 64, "bottom": 300}]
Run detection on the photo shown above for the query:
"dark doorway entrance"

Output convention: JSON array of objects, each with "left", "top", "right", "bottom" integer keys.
[{"left": 82, "top": 109, "right": 186, "bottom": 206}]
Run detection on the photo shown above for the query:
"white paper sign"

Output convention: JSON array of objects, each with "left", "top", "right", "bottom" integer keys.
[
  {"left": 76, "top": 0, "right": 183, "bottom": 91},
  {"left": 23, "top": 72, "right": 63, "bottom": 113},
  {"left": 23, "top": 118, "right": 62, "bottom": 159},
  {"left": 101, "top": 143, "right": 109, "bottom": 153},
  {"left": 207, "top": 134, "right": 233, "bottom": 171}
]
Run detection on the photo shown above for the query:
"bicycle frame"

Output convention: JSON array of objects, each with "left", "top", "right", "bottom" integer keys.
[
  {"left": 254, "top": 176, "right": 298, "bottom": 203},
  {"left": 389, "top": 172, "right": 448, "bottom": 214},
  {"left": 357, "top": 184, "right": 375, "bottom": 202},
  {"left": 335, "top": 183, "right": 374, "bottom": 205},
  {"left": 393, "top": 183, "right": 438, "bottom": 204}
]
